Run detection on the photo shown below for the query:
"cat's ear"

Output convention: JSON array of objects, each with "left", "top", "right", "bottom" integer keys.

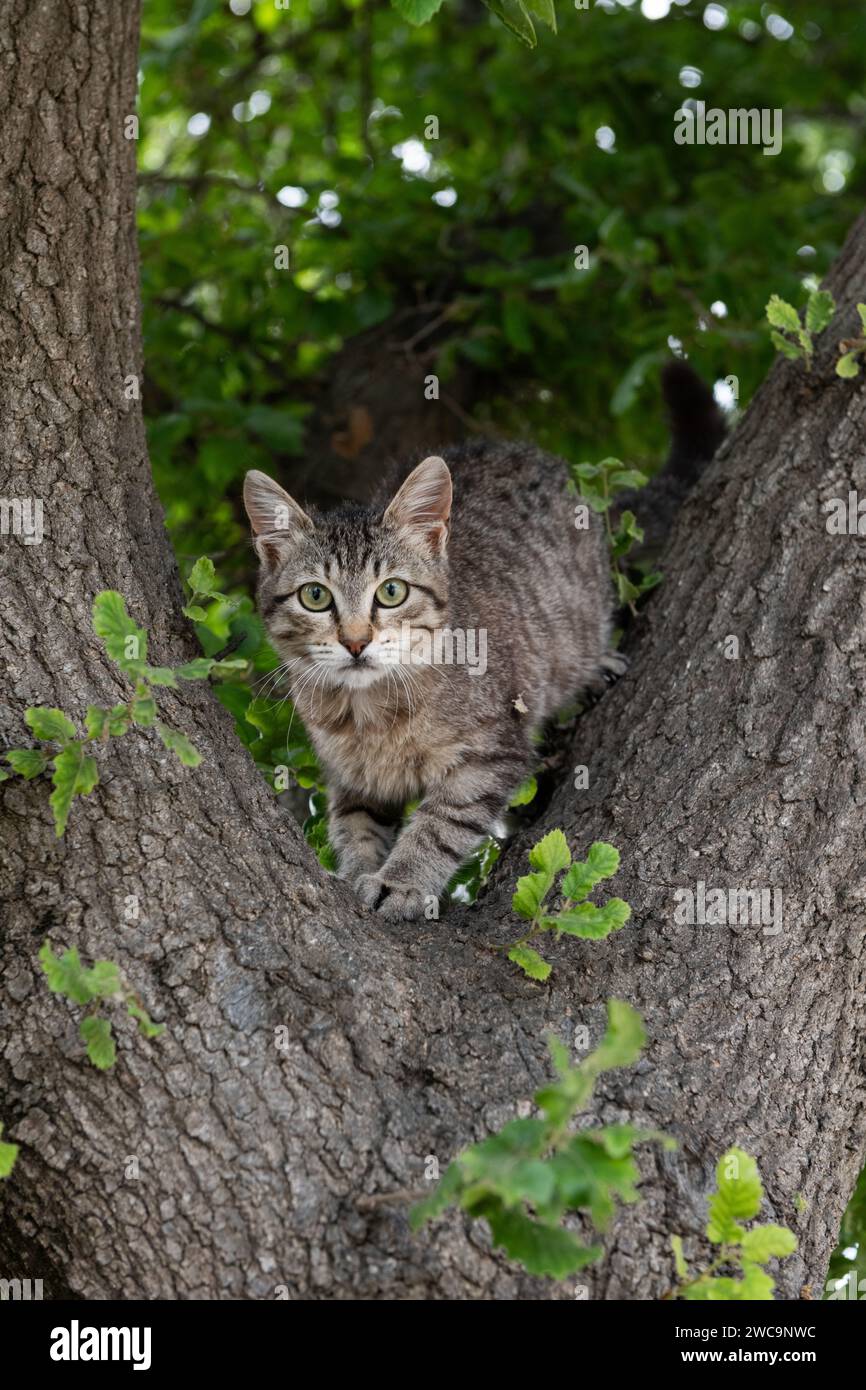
[
  {"left": 243, "top": 469, "right": 313, "bottom": 568},
  {"left": 384, "top": 455, "right": 452, "bottom": 556}
]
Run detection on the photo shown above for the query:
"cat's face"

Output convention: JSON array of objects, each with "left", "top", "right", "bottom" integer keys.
[{"left": 243, "top": 456, "right": 452, "bottom": 695}]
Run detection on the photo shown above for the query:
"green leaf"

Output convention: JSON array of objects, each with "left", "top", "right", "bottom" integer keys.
[
  {"left": 80, "top": 1015, "right": 116, "bottom": 1070},
  {"left": 587, "top": 999, "right": 646, "bottom": 1074},
  {"left": 552, "top": 898, "right": 630, "bottom": 939},
  {"left": 4, "top": 747, "right": 49, "bottom": 778},
  {"left": 49, "top": 744, "right": 99, "bottom": 836},
  {"left": 770, "top": 330, "right": 802, "bottom": 361},
  {"left": 671, "top": 1233, "right": 688, "bottom": 1279},
  {"left": 127, "top": 998, "right": 165, "bottom": 1040},
  {"left": 187, "top": 555, "right": 217, "bottom": 595},
  {"left": 508, "top": 944, "right": 552, "bottom": 980},
  {"left": 390, "top": 0, "right": 445, "bottom": 20},
  {"left": 740, "top": 1223, "right": 797, "bottom": 1264},
  {"left": 182, "top": 604, "right": 209, "bottom": 622},
  {"left": 836, "top": 351, "right": 860, "bottom": 378},
  {"left": 528, "top": 828, "right": 571, "bottom": 875},
  {"left": 857, "top": 303, "right": 866, "bottom": 333},
  {"left": 86, "top": 705, "right": 131, "bottom": 738},
  {"left": 155, "top": 721, "right": 202, "bottom": 767},
  {"left": 410, "top": 1160, "right": 464, "bottom": 1228},
  {"left": 547, "top": 1034, "right": 571, "bottom": 1077},
  {"left": 586, "top": 841, "right": 620, "bottom": 879},
  {"left": 486, "top": 1205, "right": 600, "bottom": 1276},
  {"left": 482, "top": 0, "right": 537, "bottom": 47},
  {"left": 509, "top": 774, "right": 538, "bottom": 807},
  {"left": 140, "top": 666, "right": 178, "bottom": 687},
  {"left": 0, "top": 1124, "right": 18, "bottom": 1179},
  {"left": 707, "top": 1147, "right": 763, "bottom": 1243},
  {"left": 512, "top": 869, "right": 551, "bottom": 920},
  {"left": 83, "top": 960, "right": 123, "bottom": 998},
  {"left": 175, "top": 657, "right": 215, "bottom": 680},
  {"left": 525, "top": 0, "right": 556, "bottom": 32},
  {"left": 561, "top": 841, "right": 620, "bottom": 901},
  {"left": 766, "top": 294, "right": 801, "bottom": 335},
  {"left": 131, "top": 693, "right": 157, "bottom": 727},
  {"left": 39, "top": 942, "right": 93, "bottom": 1005},
  {"left": 25, "top": 707, "right": 76, "bottom": 742},
  {"left": 805, "top": 288, "right": 835, "bottom": 335},
  {"left": 92, "top": 591, "right": 147, "bottom": 670}
]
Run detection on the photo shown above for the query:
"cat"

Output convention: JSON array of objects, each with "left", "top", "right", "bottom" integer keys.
[{"left": 242, "top": 363, "right": 722, "bottom": 921}]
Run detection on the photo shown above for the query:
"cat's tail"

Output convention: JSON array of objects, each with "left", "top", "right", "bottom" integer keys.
[{"left": 660, "top": 359, "right": 726, "bottom": 486}]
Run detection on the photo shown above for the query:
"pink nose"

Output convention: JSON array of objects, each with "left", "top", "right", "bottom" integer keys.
[{"left": 341, "top": 637, "right": 369, "bottom": 659}]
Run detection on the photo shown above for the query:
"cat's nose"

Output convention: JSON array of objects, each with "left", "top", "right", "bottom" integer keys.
[{"left": 340, "top": 636, "right": 370, "bottom": 659}]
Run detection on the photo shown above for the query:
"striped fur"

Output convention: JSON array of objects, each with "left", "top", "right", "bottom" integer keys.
[{"left": 244, "top": 442, "right": 613, "bottom": 920}]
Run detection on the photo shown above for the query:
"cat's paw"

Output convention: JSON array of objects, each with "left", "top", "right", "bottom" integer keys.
[{"left": 354, "top": 873, "right": 427, "bottom": 920}]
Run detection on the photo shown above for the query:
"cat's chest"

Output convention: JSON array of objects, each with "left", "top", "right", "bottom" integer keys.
[{"left": 315, "top": 719, "right": 458, "bottom": 805}]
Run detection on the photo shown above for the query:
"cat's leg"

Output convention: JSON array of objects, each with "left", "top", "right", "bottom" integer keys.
[
  {"left": 355, "top": 750, "right": 527, "bottom": 921},
  {"left": 328, "top": 786, "right": 399, "bottom": 884}
]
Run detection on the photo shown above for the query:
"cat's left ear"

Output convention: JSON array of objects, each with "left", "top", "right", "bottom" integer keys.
[
  {"left": 384, "top": 455, "right": 452, "bottom": 556},
  {"left": 243, "top": 469, "right": 313, "bottom": 569}
]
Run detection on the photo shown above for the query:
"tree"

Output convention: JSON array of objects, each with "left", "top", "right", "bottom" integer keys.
[{"left": 1, "top": 0, "right": 864, "bottom": 1300}]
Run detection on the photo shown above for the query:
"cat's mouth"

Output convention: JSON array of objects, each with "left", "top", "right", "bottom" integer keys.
[{"left": 333, "top": 658, "right": 386, "bottom": 689}]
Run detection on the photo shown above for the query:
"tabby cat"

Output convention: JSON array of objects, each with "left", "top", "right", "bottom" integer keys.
[{"left": 243, "top": 439, "right": 615, "bottom": 920}]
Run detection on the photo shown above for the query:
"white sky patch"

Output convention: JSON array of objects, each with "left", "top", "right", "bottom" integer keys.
[
  {"left": 230, "top": 0, "right": 252, "bottom": 14},
  {"left": 679, "top": 66, "right": 702, "bottom": 89},
  {"left": 392, "top": 139, "right": 432, "bottom": 176},
  {"left": 248, "top": 90, "right": 271, "bottom": 117},
  {"left": 766, "top": 13, "right": 794, "bottom": 40},
  {"left": 187, "top": 112, "right": 211, "bottom": 137},
  {"left": 432, "top": 187, "right": 457, "bottom": 207},
  {"left": 667, "top": 334, "right": 684, "bottom": 356},
  {"left": 710, "top": 300, "right": 728, "bottom": 317},
  {"left": 276, "top": 185, "right": 307, "bottom": 208},
  {"left": 714, "top": 379, "right": 737, "bottom": 411},
  {"left": 797, "top": 244, "right": 816, "bottom": 258},
  {"left": 595, "top": 126, "right": 616, "bottom": 152},
  {"left": 641, "top": 0, "right": 671, "bottom": 18},
  {"left": 703, "top": 3, "right": 728, "bottom": 30},
  {"left": 317, "top": 191, "right": 341, "bottom": 227}
]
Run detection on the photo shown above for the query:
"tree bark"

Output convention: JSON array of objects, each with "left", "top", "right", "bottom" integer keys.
[{"left": 1, "top": 0, "right": 864, "bottom": 1301}]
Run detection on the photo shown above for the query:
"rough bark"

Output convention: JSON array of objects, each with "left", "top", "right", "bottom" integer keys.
[{"left": 1, "top": 0, "right": 865, "bottom": 1301}]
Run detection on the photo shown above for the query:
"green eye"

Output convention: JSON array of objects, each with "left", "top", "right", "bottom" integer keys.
[
  {"left": 298, "top": 582, "right": 333, "bottom": 611},
  {"left": 375, "top": 578, "right": 409, "bottom": 607}
]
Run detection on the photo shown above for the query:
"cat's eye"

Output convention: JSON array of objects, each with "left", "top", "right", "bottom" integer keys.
[
  {"left": 375, "top": 578, "right": 409, "bottom": 608},
  {"left": 298, "top": 582, "right": 333, "bottom": 611}
]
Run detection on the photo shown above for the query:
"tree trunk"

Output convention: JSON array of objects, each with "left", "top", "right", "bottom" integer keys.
[{"left": 1, "top": 0, "right": 864, "bottom": 1301}]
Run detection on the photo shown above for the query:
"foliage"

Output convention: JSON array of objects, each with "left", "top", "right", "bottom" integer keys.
[
  {"left": 1, "top": 579, "right": 248, "bottom": 835},
  {"left": 40, "top": 943, "right": 164, "bottom": 1071},
  {"left": 826, "top": 1164, "right": 866, "bottom": 1299},
  {"left": 571, "top": 456, "right": 660, "bottom": 609},
  {"left": 766, "top": 285, "right": 835, "bottom": 367},
  {"left": 412, "top": 999, "right": 672, "bottom": 1276},
  {"left": 834, "top": 302, "right": 866, "bottom": 378},
  {"left": 672, "top": 1148, "right": 797, "bottom": 1300},
  {"left": 505, "top": 830, "right": 629, "bottom": 980},
  {"left": 0, "top": 1123, "right": 18, "bottom": 1179}
]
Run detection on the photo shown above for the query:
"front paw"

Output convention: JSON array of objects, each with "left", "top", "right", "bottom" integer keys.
[{"left": 355, "top": 873, "right": 427, "bottom": 921}]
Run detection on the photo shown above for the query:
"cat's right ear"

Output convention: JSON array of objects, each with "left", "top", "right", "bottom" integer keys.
[{"left": 243, "top": 470, "right": 313, "bottom": 569}]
